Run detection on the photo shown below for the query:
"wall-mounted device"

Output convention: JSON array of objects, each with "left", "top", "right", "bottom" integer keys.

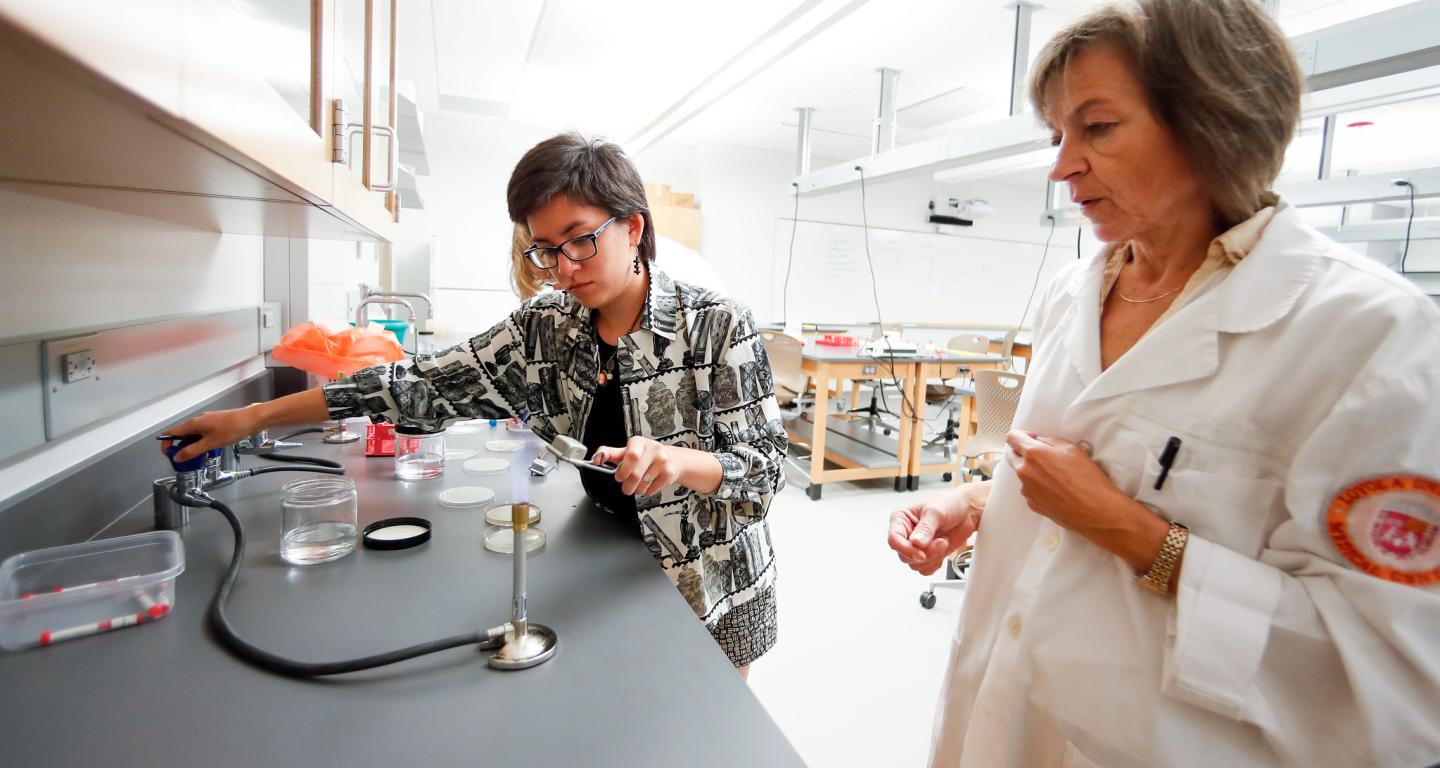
[{"left": 929, "top": 195, "right": 993, "bottom": 232}]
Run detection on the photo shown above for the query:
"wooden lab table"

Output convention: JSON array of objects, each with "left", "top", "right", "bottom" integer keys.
[
  {"left": 989, "top": 337, "right": 1032, "bottom": 363},
  {"left": 785, "top": 343, "right": 923, "bottom": 500},
  {"left": 787, "top": 344, "right": 1006, "bottom": 499}
]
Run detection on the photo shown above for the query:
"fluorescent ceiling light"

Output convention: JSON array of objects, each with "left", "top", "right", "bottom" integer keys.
[{"left": 626, "top": 0, "right": 873, "bottom": 154}]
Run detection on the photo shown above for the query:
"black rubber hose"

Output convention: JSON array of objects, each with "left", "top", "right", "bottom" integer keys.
[
  {"left": 171, "top": 487, "right": 502, "bottom": 677},
  {"left": 245, "top": 464, "right": 344, "bottom": 478},
  {"left": 275, "top": 427, "right": 325, "bottom": 442},
  {"left": 255, "top": 452, "right": 344, "bottom": 470}
]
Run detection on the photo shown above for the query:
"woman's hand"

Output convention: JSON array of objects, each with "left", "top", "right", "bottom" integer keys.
[
  {"left": 888, "top": 482, "right": 989, "bottom": 575},
  {"left": 162, "top": 389, "right": 330, "bottom": 462},
  {"left": 594, "top": 436, "right": 686, "bottom": 497},
  {"left": 1003, "top": 430, "right": 1117, "bottom": 528},
  {"left": 1005, "top": 430, "right": 1169, "bottom": 573},
  {"left": 162, "top": 406, "right": 265, "bottom": 462}
]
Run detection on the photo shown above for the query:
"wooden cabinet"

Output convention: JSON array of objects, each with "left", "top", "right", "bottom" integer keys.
[{"left": 0, "top": 0, "right": 400, "bottom": 242}]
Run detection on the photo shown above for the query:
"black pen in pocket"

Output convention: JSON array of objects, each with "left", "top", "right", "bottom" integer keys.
[{"left": 1153, "top": 436, "right": 1182, "bottom": 491}]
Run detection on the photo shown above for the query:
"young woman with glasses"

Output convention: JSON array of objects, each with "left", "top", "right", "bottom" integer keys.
[{"left": 165, "top": 133, "right": 787, "bottom": 675}]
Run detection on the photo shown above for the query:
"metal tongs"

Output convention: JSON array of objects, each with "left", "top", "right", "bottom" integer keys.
[{"left": 544, "top": 435, "right": 619, "bottom": 475}]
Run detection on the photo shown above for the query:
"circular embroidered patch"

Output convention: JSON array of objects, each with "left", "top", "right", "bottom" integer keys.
[{"left": 1326, "top": 475, "right": 1440, "bottom": 585}]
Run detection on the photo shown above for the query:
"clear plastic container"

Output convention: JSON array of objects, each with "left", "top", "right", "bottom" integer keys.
[
  {"left": 0, "top": 531, "right": 184, "bottom": 651},
  {"left": 395, "top": 426, "right": 446, "bottom": 480},
  {"left": 280, "top": 477, "right": 358, "bottom": 565}
]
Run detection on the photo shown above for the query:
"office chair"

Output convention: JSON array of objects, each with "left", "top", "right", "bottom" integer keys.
[
  {"left": 759, "top": 331, "right": 807, "bottom": 409},
  {"left": 761, "top": 331, "right": 819, "bottom": 480},
  {"left": 926, "top": 333, "right": 990, "bottom": 406},
  {"left": 955, "top": 369, "right": 1025, "bottom": 480},
  {"left": 998, "top": 328, "right": 1020, "bottom": 371}
]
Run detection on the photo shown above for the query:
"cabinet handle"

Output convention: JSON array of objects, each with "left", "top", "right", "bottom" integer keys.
[
  {"left": 332, "top": 100, "right": 397, "bottom": 192},
  {"left": 368, "top": 125, "right": 398, "bottom": 192}
]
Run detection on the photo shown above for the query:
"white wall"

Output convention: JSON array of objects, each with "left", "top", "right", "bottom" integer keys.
[
  {"left": 308, "top": 240, "right": 380, "bottom": 327},
  {"left": 395, "top": 119, "right": 721, "bottom": 337},
  {"left": 658, "top": 144, "right": 1094, "bottom": 333},
  {"left": 0, "top": 187, "right": 263, "bottom": 340},
  {"left": 0, "top": 185, "right": 266, "bottom": 499},
  {"left": 393, "top": 118, "right": 560, "bottom": 336}
]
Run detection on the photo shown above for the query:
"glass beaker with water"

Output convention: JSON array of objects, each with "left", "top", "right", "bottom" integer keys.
[
  {"left": 394, "top": 426, "right": 446, "bottom": 480},
  {"left": 280, "top": 477, "right": 358, "bottom": 565}
]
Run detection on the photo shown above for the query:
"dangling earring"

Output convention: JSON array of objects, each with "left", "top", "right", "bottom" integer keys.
[{"left": 632, "top": 246, "right": 642, "bottom": 275}]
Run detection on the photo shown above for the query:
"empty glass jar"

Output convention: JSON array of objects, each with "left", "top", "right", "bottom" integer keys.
[{"left": 394, "top": 426, "right": 446, "bottom": 480}]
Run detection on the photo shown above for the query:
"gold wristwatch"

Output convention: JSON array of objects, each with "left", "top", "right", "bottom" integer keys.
[{"left": 1138, "top": 521, "right": 1189, "bottom": 596}]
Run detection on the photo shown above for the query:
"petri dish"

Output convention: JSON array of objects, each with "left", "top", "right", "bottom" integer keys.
[
  {"left": 439, "top": 486, "right": 495, "bottom": 508},
  {"left": 484, "top": 525, "right": 546, "bottom": 554},
  {"left": 447, "top": 423, "right": 482, "bottom": 435},
  {"left": 484, "top": 502, "right": 541, "bottom": 526},
  {"left": 462, "top": 457, "right": 508, "bottom": 474},
  {"left": 485, "top": 439, "right": 523, "bottom": 453},
  {"left": 444, "top": 448, "right": 477, "bottom": 461},
  {"left": 505, "top": 421, "right": 532, "bottom": 434}
]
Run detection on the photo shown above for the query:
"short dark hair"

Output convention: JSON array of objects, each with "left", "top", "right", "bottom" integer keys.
[{"left": 506, "top": 132, "right": 656, "bottom": 264}]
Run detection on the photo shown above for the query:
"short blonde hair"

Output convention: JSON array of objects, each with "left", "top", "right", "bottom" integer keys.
[
  {"left": 1030, "top": 0, "right": 1302, "bottom": 228},
  {"left": 510, "top": 223, "right": 549, "bottom": 300}
]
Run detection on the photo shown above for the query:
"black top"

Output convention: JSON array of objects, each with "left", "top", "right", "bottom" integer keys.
[{"left": 582, "top": 336, "right": 637, "bottom": 520}]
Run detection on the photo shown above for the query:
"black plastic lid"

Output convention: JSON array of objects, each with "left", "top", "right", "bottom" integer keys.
[
  {"left": 394, "top": 425, "right": 445, "bottom": 436},
  {"left": 362, "top": 517, "right": 432, "bottom": 550}
]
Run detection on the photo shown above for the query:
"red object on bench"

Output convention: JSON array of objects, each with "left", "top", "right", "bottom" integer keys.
[{"left": 816, "top": 333, "right": 857, "bottom": 347}]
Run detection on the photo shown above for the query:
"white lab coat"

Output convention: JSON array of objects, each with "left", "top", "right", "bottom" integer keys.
[{"left": 932, "top": 204, "right": 1440, "bottom": 768}]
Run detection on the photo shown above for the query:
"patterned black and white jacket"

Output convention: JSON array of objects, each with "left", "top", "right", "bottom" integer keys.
[{"left": 322, "top": 270, "right": 786, "bottom": 629}]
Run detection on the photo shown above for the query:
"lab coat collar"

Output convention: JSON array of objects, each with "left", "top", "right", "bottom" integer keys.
[
  {"left": 1213, "top": 203, "right": 1321, "bottom": 334},
  {"left": 1063, "top": 201, "right": 1318, "bottom": 405}
]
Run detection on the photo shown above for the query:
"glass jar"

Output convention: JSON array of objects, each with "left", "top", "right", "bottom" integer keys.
[
  {"left": 280, "top": 477, "right": 358, "bottom": 565},
  {"left": 394, "top": 426, "right": 446, "bottom": 480}
]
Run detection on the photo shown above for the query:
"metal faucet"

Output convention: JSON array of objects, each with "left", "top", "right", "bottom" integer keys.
[
  {"left": 354, "top": 297, "right": 418, "bottom": 355},
  {"left": 360, "top": 284, "right": 434, "bottom": 321},
  {"left": 153, "top": 436, "right": 343, "bottom": 530},
  {"left": 235, "top": 429, "right": 302, "bottom": 455}
]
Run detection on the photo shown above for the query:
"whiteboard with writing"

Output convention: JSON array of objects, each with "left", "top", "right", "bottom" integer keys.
[{"left": 771, "top": 218, "right": 1070, "bottom": 327}]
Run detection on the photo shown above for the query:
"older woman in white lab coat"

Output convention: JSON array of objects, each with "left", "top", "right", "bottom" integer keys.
[{"left": 888, "top": 1, "right": 1440, "bottom": 766}]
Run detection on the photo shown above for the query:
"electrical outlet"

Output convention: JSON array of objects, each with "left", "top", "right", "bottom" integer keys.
[
  {"left": 863, "top": 365, "right": 877, "bottom": 376},
  {"left": 62, "top": 350, "right": 96, "bottom": 383}
]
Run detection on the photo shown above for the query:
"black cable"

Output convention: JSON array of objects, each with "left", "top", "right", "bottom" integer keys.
[
  {"left": 782, "top": 182, "right": 800, "bottom": 324},
  {"left": 1018, "top": 216, "right": 1058, "bottom": 329},
  {"left": 855, "top": 165, "right": 919, "bottom": 427},
  {"left": 1076, "top": 226, "right": 1082, "bottom": 259},
  {"left": 173, "top": 487, "right": 503, "bottom": 678},
  {"left": 1397, "top": 180, "right": 1416, "bottom": 274}
]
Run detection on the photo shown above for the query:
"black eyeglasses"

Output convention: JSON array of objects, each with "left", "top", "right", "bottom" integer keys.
[{"left": 523, "top": 217, "right": 616, "bottom": 270}]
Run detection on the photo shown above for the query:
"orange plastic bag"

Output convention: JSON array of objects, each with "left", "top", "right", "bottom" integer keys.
[{"left": 270, "top": 322, "right": 406, "bottom": 378}]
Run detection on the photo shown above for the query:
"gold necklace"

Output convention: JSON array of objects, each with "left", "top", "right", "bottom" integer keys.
[{"left": 1115, "top": 258, "right": 1183, "bottom": 304}]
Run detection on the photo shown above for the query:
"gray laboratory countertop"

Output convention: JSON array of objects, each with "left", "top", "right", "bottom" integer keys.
[{"left": 0, "top": 425, "right": 805, "bottom": 767}]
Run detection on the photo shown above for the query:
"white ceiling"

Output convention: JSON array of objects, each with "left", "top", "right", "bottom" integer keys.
[{"left": 396, "top": 0, "right": 1429, "bottom": 166}]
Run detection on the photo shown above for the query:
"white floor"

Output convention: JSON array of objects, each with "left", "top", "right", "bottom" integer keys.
[{"left": 747, "top": 464, "right": 967, "bottom": 768}]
